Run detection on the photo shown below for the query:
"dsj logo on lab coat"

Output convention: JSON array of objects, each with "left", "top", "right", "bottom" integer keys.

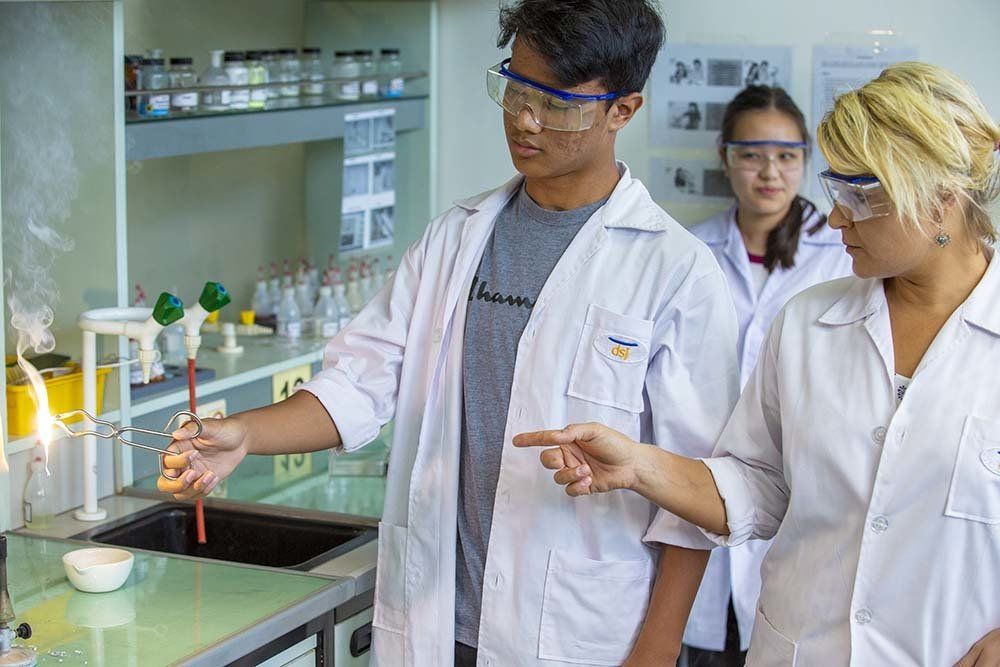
[
  {"left": 594, "top": 334, "right": 648, "bottom": 364},
  {"left": 610, "top": 337, "right": 636, "bottom": 361}
]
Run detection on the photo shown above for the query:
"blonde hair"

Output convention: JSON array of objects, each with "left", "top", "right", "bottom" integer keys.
[{"left": 818, "top": 62, "right": 1000, "bottom": 245}]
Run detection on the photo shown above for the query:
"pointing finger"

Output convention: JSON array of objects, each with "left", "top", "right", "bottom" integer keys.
[{"left": 513, "top": 428, "right": 579, "bottom": 448}]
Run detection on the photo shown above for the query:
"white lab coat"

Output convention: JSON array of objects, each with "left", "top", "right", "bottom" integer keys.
[
  {"left": 301, "top": 164, "right": 739, "bottom": 667},
  {"left": 684, "top": 207, "right": 852, "bottom": 651},
  {"left": 699, "top": 251, "right": 1000, "bottom": 665}
]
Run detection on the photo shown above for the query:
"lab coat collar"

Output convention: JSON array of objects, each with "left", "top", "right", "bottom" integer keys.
[
  {"left": 819, "top": 251, "right": 1000, "bottom": 334},
  {"left": 961, "top": 250, "right": 1000, "bottom": 336},
  {"left": 695, "top": 207, "right": 737, "bottom": 246},
  {"left": 453, "top": 162, "right": 668, "bottom": 233},
  {"left": 721, "top": 208, "right": 749, "bottom": 268},
  {"left": 818, "top": 278, "right": 882, "bottom": 326}
]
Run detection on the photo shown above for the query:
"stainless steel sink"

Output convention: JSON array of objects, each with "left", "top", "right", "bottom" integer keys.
[{"left": 71, "top": 502, "right": 376, "bottom": 570}]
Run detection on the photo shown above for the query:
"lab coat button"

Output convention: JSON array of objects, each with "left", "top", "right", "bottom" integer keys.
[
  {"left": 872, "top": 427, "right": 887, "bottom": 445},
  {"left": 854, "top": 609, "right": 873, "bottom": 625},
  {"left": 870, "top": 516, "right": 889, "bottom": 534},
  {"left": 432, "top": 327, "right": 443, "bottom": 343}
]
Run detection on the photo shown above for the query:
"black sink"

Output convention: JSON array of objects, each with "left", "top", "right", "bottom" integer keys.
[{"left": 72, "top": 503, "right": 375, "bottom": 570}]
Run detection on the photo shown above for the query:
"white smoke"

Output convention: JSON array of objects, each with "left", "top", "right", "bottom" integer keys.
[
  {"left": 1, "top": 4, "right": 103, "bottom": 452},
  {"left": 2, "top": 3, "right": 100, "bottom": 360}
]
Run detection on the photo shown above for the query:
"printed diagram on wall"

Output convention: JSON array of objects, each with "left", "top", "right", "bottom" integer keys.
[
  {"left": 810, "top": 43, "right": 918, "bottom": 198},
  {"left": 340, "top": 108, "right": 396, "bottom": 252},
  {"left": 650, "top": 159, "right": 734, "bottom": 202},
  {"left": 649, "top": 43, "right": 793, "bottom": 148}
]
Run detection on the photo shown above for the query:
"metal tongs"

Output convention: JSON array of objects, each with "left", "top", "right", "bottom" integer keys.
[{"left": 51, "top": 409, "right": 204, "bottom": 478}]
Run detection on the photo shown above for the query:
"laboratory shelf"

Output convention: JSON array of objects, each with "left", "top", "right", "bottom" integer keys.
[{"left": 126, "top": 94, "right": 428, "bottom": 160}]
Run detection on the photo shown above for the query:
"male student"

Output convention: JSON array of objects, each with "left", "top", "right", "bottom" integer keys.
[{"left": 161, "top": 2, "right": 738, "bottom": 665}]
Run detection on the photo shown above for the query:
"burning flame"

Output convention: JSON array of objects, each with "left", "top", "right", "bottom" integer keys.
[{"left": 16, "top": 354, "right": 54, "bottom": 459}]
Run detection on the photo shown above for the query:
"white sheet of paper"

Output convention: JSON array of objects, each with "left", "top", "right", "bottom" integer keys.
[{"left": 809, "top": 44, "right": 919, "bottom": 198}]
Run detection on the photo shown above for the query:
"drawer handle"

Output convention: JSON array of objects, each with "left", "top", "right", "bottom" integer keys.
[{"left": 350, "top": 622, "right": 372, "bottom": 657}]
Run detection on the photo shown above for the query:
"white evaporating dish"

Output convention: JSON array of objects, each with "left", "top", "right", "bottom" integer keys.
[{"left": 62, "top": 547, "right": 134, "bottom": 593}]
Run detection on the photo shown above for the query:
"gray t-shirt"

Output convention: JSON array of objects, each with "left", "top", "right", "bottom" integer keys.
[{"left": 455, "top": 185, "right": 608, "bottom": 646}]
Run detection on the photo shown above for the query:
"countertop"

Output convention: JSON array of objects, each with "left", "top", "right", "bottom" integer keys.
[
  {"left": 130, "top": 447, "right": 388, "bottom": 520},
  {"left": 4, "top": 531, "right": 355, "bottom": 667}
]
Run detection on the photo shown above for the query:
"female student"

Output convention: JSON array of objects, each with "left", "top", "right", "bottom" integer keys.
[{"left": 684, "top": 86, "right": 852, "bottom": 666}]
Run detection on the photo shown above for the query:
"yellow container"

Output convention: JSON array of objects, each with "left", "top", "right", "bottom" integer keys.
[{"left": 5, "top": 360, "right": 112, "bottom": 438}]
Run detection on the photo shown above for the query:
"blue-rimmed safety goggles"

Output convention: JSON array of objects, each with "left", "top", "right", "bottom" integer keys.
[
  {"left": 486, "top": 58, "right": 619, "bottom": 132},
  {"left": 722, "top": 140, "right": 808, "bottom": 173},
  {"left": 818, "top": 170, "right": 892, "bottom": 222}
]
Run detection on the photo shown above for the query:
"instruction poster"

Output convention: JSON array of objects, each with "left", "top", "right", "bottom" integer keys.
[
  {"left": 649, "top": 43, "right": 793, "bottom": 148},
  {"left": 810, "top": 44, "right": 918, "bottom": 197},
  {"left": 650, "top": 158, "right": 734, "bottom": 202},
  {"left": 340, "top": 108, "right": 396, "bottom": 253}
]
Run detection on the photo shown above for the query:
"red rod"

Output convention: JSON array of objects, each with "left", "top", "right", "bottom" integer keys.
[{"left": 188, "top": 358, "right": 207, "bottom": 544}]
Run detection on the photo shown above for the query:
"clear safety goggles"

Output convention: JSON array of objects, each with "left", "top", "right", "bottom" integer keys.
[
  {"left": 723, "top": 140, "right": 807, "bottom": 173},
  {"left": 818, "top": 170, "right": 892, "bottom": 222},
  {"left": 486, "top": 58, "right": 619, "bottom": 132}
]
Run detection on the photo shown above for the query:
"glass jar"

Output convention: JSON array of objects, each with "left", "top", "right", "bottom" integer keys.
[
  {"left": 379, "top": 48, "right": 405, "bottom": 98},
  {"left": 356, "top": 49, "right": 379, "bottom": 99},
  {"left": 200, "top": 49, "right": 230, "bottom": 111},
  {"left": 332, "top": 51, "right": 361, "bottom": 101},
  {"left": 168, "top": 57, "right": 199, "bottom": 112},
  {"left": 279, "top": 48, "right": 301, "bottom": 98},
  {"left": 124, "top": 54, "right": 143, "bottom": 111},
  {"left": 139, "top": 57, "right": 170, "bottom": 117},
  {"left": 262, "top": 50, "right": 282, "bottom": 99},
  {"left": 246, "top": 51, "right": 268, "bottom": 109},
  {"left": 301, "top": 47, "right": 325, "bottom": 97},
  {"left": 224, "top": 51, "right": 250, "bottom": 110}
]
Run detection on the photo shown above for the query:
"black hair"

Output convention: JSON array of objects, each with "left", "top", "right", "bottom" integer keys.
[
  {"left": 497, "top": 0, "right": 665, "bottom": 96},
  {"left": 720, "top": 85, "right": 826, "bottom": 272}
]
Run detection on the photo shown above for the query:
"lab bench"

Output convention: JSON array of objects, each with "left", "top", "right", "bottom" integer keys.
[{"left": 17, "top": 494, "right": 380, "bottom": 666}]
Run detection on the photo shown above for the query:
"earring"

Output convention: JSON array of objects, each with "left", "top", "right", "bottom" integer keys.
[{"left": 935, "top": 228, "right": 952, "bottom": 247}]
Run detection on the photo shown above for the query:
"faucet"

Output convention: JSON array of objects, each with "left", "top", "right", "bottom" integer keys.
[
  {"left": 176, "top": 282, "right": 231, "bottom": 360},
  {"left": 71, "top": 283, "right": 228, "bottom": 522},
  {"left": 74, "top": 292, "right": 182, "bottom": 521},
  {"left": 79, "top": 293, "right": 184, "bottom": 384}
]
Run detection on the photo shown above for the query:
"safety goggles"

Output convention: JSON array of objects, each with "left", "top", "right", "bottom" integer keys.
[
  {"left": 486, "top": 58, "right": 619, "bottom": 132},
  {"left": 723, "top": 140, "right": 807, "bottom": 173},
  {"left": 818, "top": 170, "right": 892, "bottom": 222}
]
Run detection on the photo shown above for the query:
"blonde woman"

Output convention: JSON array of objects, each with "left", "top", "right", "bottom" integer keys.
[{"left": 515, "top": 62, "right": 1000, "bottom": 666}]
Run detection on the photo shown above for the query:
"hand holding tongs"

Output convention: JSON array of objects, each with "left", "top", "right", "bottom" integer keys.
[{"left": 51, "top": 409, "right": 204, "bottom": 478}]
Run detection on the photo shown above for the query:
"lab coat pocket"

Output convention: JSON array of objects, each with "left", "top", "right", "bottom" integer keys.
[
  {"left": 945, "top": 416, "right": 1000, "bottom": 524},
  {"left": 372, "top": 522, "right": 408, "bottom": 634},
  {"left": 567, "top": 304, "right": 653, "bottom": 414},
  {"left": 537, "top": 550, "right": 653, "bottom": 665},
  {"left": 747, "top": 607, "right": 797, "bottom": 666}
]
